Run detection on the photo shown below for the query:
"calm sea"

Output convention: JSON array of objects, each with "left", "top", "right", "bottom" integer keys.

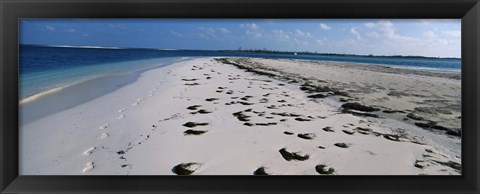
[{"left": 20, "top": 45, "right": 461, "bottom": 104}]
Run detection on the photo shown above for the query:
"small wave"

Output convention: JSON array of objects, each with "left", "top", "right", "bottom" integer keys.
[
  {"left": 19, "top": 76, "right": 102, "bottom": 105},
  {"left": 19, "top": 86, "right": 68, "bottom": 105},
  {"left": 48, "top": 45, "right": 125, "bottom": 49}
]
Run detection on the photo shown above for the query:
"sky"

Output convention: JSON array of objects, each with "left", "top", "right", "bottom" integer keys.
[{"left": 20, "top": 19, "right": 461, "bottom": 58}]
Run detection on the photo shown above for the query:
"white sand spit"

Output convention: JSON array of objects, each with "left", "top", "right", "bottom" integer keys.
[{"left": 20, "top": 57, "right": 461, "bottom": 175}]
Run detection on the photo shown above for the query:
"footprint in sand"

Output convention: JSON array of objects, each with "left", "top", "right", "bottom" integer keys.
[
  {"left": 100, "top": 132, "right": 109, "bottom": 139},
  {"left": 83, "top": 147, "right": 96, "bottom": 156},
  {"left": 99, "top": 124, "right": 110, "bottom": 130},
  {"left": 82, "top": 162, "right": 94, "bottom": 174},
  {"left": 132, "top": 102, "right": 139, "bottom": 106},
  {"left": 118, "top": 109, "right": 125, "bottom": 113},
  {"left": 118, "top": 114, "right": 125, "bottom": 119}
]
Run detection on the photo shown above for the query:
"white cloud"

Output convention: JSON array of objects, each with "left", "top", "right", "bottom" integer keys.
[
  {"left": 240, "top": 23, "right": 259, "bottom": 30},
  {"left": 198, "top": 27, "right": 231, "bottom": 40},
  {"left": 442, "top": 30, "right": 461, "bottom": 38},
  {"left": 350, "top": 27, "right": 363, "bottom": 41},
  {"left": 217, "top": 27, "right": 230, "bottom": 34},
  {"left": 246, "top": 29, "right": 262, "bottom": 38},
  {"left": 170, "top": 30, "right": 187, "bottom": 38},
  {"left": 198, "top": 33, "right": 210, "bottom": 40},
  {"left": 241, "top": 23, "right": 262, "bottom": 39},
  {"left": 372, "top": 20, "right": 416, "bottom": 42},
  {"left": 46, "top": 26, "right": 55, "bottom": 32},
  {"left": 364, "top": 22, "right": 376, "bottom": 28},
  {"left": 319, "top": 23, "right": 331, "bottom": 30},
  {"left": 316, "top": 38, "right": 328, "bottom": 45},
  {"left": 295, "top": 29, "right": 312, "bottom": 38},
  {"left": 272, "top": 30, "right": 290, "bottom": 41},
  {"left": 423, "top": 31, "right": 436, "bottom": 38}
]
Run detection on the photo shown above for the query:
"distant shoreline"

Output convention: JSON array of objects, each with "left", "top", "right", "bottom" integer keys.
[{"left": 20, "top": 44, "right": 460, "bottom": 60}]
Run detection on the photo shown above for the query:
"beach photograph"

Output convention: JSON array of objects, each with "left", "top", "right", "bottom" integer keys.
[{"left": 19, "top": 19, "right": 461, "bottom": 175}]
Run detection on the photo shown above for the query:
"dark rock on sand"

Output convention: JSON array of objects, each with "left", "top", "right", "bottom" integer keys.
[
  {"left": 205, "top": 98, "right": 219, "bottom": 102},
  {"left": 322, "top": 126, "right": 335, "bottom": 132},
  {"left": 253, "top": 167, "right": 269, "bottom": 175},
  {"left": 240, "top": 96, "right": 253, "bottom": 101},
  {"left": 383, "top": 109, "right": 406, "bottom": 114},
  {"left": 407, "top": 113, "right": 424, "bottom": 120},
  {"left": 186, "top": 105, "right": 201, "bottom": 110},
  {"left": 284, "top": 131, "right": 294, "bottom": 135},
  {"left": 184, "top": 129, "right": 208, "bottom": 135},
  {"left": 172, "top": 163, "right": 201, "bottom": 175},
  {"left": 341, "top": 102, "right": 380, "bottom": 112},
  {"left": 342, "top": 130, "right": 355, "bottom": 135},
  {"left": 238, "top": 101, "right": 254, "bottom": 106},
  {"left": 197, "top": 109, "right": 212, "bottom": 114},
  {"left": 279, "top": 148, "right": 309, "bottom": 161},
  {"left": 271, "top": 112, "right": 302, "bottom": 117},
  {"left": 414, "top": 121, "right": 461, "bottom": 137},
  {"left": 244, "top": 122, "right": 254, "bottom": 126},
  {"left": 433, "top": 160, "right": 461, "bottom": 172},
  {"left": 233, "top": 111, "right": 251, "bottom": 122},
  {"left": 315, "top": 164, "right": 335, "bottom": 175},
  {"left": 255, "top": 122, "right": 277, "bottom": 126},
  {"left": 334, "top": 143, "right": 350, "bottom": 148},
  {"left": 353, "top": 127, "right": 372, "bottom": 135},
  {"left": 184, "top": 82, "right": 200, "bottom": 86},
  {"left": 446, "top": 129, "right": 461, "bottom": 137},
  {"left": 414, "top": 160, "right": 427, "bottom": 169},
  {"left": 297, "top": 133, "right": 316, "bottom": 140},
  {"left": 295, "top": 117, "right": 312, "bottom": 122},
  {"left": 383, "top": 134, "right": 401, "bottom": 142},
  {"left": 183, "top": 122, "right": 209, "bottom": 128},
  {"left": 307, "top": 93, "right": 328, "bottom": 99},
  {"left": 181, "top": 78, "right": 198, "bottom": 81}
]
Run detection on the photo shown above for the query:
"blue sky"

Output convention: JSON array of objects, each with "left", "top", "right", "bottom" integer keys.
[{"left": 20, "top": 19, "right": 461, "bottom": 58}]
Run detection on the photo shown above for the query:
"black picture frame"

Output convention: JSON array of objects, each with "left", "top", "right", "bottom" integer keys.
[{"left": 1, "top": 0, "right": 479, "bottom": 193}]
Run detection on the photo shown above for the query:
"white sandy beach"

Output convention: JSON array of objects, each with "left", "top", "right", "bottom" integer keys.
[{"left": 20, "top": 57, "right": 461, "bottom": 175}]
